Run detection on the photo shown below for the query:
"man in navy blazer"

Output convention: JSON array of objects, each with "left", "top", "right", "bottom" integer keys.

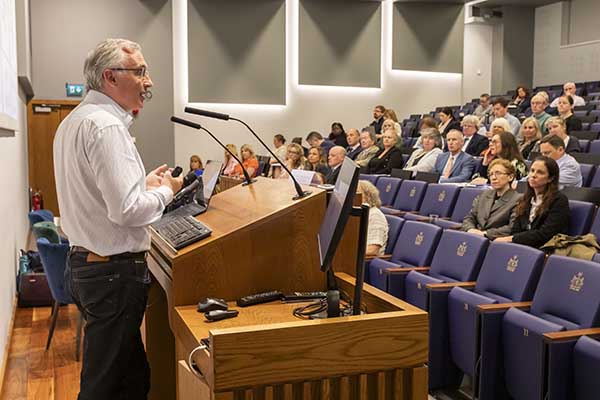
[
  {"left": 433, "top": 130, "right": 476, "bottom": 183},
  {"left": 345, "top": 128, "right": 362, "bottom": 160}
]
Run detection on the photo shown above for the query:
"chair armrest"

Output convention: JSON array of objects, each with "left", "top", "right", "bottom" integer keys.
[
  {"left": 427, "top": 281, "right": 476, "bottom": 291},
  {"left": 543, "top": 327, "right": 600, "bottom": 343},
  {"left": 365, "top": 254, "right": 392, "bottom": 261},
  {"left": 386, "top": 266, "right": 431, "bottom": 274},
  {"left": 477, "top": 301, "right": 532, "bottom": 312},
  {"left": 386, "top": 210, "right": 406, "bottom": 217}
]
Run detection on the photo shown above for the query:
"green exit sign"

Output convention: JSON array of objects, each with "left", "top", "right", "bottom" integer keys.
[{"left": 66, "top": 83, "right": 84, "bottom": 97}]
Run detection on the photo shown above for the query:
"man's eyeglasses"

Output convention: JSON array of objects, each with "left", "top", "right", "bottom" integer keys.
[{"left": 110, "top": 66, "right": 148, "bottom": 78}]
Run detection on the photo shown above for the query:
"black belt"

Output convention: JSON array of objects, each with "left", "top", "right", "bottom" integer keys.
[{"left": 71, "top": 246, "right": 147, "bottom": 261}]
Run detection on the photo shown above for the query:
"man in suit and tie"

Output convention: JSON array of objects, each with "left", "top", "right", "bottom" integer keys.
[
  {"left": 461, "top": 115, "right": 489, "bottom": 156},
  {"left": 326, "top": 146, "right": 346, "bottom": 184},
  {"left": 433, "top": 130, "right": 476, "bottom": 183},
  {"left": 345, "top": 128, "right": 362, "bottom": 160}
]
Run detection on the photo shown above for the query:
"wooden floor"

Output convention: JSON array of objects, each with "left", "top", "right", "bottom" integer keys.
[{"left": 1, "top": 304, "right": 81, "bottom": 400}]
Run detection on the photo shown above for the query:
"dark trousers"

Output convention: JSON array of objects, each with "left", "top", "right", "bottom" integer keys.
[{"left": 65, "top": 251, "right": 151, "bottom": 400}]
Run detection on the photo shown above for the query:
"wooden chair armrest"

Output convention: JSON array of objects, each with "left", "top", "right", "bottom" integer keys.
[
  {"left": 385, "top": 266, "right": 431, "bottom": 274},
  {"left": 427, "top": 281, "right": 476, "bottom": 290},
  {"left": 477, "top": 301, "right": 532, "bottom": 312},
  {"left": 365, "top": 254, "right": 392, "bottom": 261},
  {"left": 544, "top": 328, "right": 600, "bottom": 343}
]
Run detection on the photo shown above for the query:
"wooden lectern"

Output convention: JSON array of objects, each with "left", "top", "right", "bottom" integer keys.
[{"left": 146, "top": 177, "right": 428, "bottom": 400}]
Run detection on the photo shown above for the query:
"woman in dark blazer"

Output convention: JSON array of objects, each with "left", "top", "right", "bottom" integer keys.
[
  {"left": 438, "top": 107, "right": 461, "bottom": 139},
  {"left": 462, "top": 159, "right": 521, "bottom": 240},
  {"left": 366, "top": 130, "right": 404, "bottom": 174},
  {"left": 495, "top": 156, "right": 570, "bottom": 248}
]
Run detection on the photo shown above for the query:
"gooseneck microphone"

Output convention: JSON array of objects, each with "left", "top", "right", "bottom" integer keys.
[
  {"left": 170, "top": 116, "right": 255, "bottom": 186},
  {"left": 184, "top": 107, "right": 311, "bottom": 200},
  {"left": 173, "top": 179, "right": 201, "bottom": 202}
]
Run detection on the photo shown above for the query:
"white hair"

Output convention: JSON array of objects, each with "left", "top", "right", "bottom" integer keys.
[
  {"left": 83, "top": 38, "right": 141, "bottom": 92},
  {"left": 491, "top": 117, "right": 511, "bottom": 132}
]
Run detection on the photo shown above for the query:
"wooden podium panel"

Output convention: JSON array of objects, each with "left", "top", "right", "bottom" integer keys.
[
  {"left": 147, "top": 177, "right": 361, "bottom": 400},
  {"left": 173, "top": 273, "right": 429, "bottom": 399}
]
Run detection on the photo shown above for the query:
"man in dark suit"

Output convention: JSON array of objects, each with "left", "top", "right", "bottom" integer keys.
[
  {"left": 369, "top": 105, "right": 386, "bottom": 135},
  {"left": 325, "top": 146, "right": 346, "bottom": 184},
  {"left": 345, "top": 128, "right": 362, "bottom": 160},
  {"left": 433, "top": 130, "right": 476, "bottom": 183},
  {"left": 306, "top": 131, "right": 335, "bottom": 157},
  {"left": 461, "top": 115, "right": 489, "bottom": 156}
]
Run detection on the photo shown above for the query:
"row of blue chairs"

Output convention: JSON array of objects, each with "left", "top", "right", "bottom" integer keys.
[
  {"left": 360, "top": 175, "right": 600, "bottom": 237},
  {"left": 364, "top": 220, "right": 600, "bottom": 399}
]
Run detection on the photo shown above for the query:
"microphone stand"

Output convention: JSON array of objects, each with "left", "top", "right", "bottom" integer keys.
[
  {"left": 170, "top": 116, "right": 255, "bottom": 186},
  {"left": 183, "top": 107, "right": 311, "bottom": 200}
]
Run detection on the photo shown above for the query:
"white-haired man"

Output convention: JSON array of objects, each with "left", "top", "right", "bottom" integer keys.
[
  {"left": 54, "top": 38, "right": 182, "bottom": 399},
  {"left": 550, "top": 82, "right": 586, "bottom": 107}
]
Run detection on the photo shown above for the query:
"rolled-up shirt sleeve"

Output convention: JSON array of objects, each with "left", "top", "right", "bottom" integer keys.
[{"left": 86, "top": 122, "right": 173, "bottom": 228}]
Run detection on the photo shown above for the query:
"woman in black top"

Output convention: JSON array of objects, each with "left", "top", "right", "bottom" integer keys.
[
  {"left": 511, "top": 86, "right": 531, "bottom": 114},
  {"left": 518, "top": 117, "right": 542, "bottom": 160},
  {"left": 557, "top": 95, "right": 582, "bottom": 134},
  {"left": 366, "top": 130, "right": 404, "bottom": 174},
  {"left": 495, "top": 156, "right": 569, "bottom": 248},
  {"left": 307, "top": 146, "right": 330, "bottom": 176},
  {"left": 328, "top": 122, "right": 349, "bottom": 148},
  {"left": 438, "top": 107, "right": 461, "bottom": 139}
]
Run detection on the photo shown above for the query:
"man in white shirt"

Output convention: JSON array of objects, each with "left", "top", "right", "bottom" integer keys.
[
  {"left": 539, "top": 135, "right": 582, "bottom": 189},
  {"left": 550, "top": 82, "right": 586, "bottom": 108},
  {"left": 491, "top": 97, "right": 521, "bottom": 136},
  {"left": 54, "top": 39, "right": 183, "bottom": 400}
]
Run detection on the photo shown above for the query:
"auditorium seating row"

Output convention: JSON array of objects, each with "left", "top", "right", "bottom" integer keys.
[
  {"left": 359, "top": 174, "right": 600, "bottom": 235},
  {"left": 363, "top": 220, "right": 600, "bottom": 399}
]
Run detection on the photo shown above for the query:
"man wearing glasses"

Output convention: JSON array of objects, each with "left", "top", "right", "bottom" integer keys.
[{"left": 54, "top": 39, "right": 183, "bottom": 399}]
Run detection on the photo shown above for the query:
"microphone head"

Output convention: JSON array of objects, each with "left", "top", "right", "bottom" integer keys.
[
  {"left": 172, "top": 166, "right": 183, "bottom": 178},
  {"left": 184, "top": 107, "right": 230, "bottom": 121}
]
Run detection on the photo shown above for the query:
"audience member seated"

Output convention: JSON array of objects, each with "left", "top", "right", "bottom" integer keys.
[
  {"left": 307, "top": 146, "right": 330, "bottom": 176},
  {"left": 438, "top": 107, "right": 461, "bottom": 138},
  {"left": 378, "top": 118, "right": 401, "bottom": 147},
  {"left": 518, "top": 117, "right": 542, "bottom": 160},
  {"left": 510, "top": 86, "right": 531, "bottom": 114},
  {"left": 370, "top": 104, "right": 386, "bottom": 135},
  {"left": 383, "top": 108, "right": 402, "bottom": 135},
  {"left": 475, "top": 130, "right": 528, "bottom": 182},
  {"left": 488, "top": 117, "right": 512, "bottom": 139},
  {"left": 403, "top": 128, "right": 443, "bottom": 173},
  {"left": 222, "top": 143, "right": 239, "bottom": 176},
  {"left": 233, "top": 144, "right": 260, "bottom": 178},
  {"left": 556, "top": 95, "right": 583, "bottom": 134},
  {"left": 495, "top": 156, "right": 570, "bottom": 247},
  {"left": 291, "top": 136, "right": 308, "bottom": 157},
  {"left": 188, "top": 154, "right": 203, "bottom": 175},
  {"left": 461, "top": 159, "right": 520, "bottom": 240},
  {"left": 539, "top": 135, "right": 582, "bottom": 189},
  {"left": 474, "top": 93, "right": 493, "bottom": 123},
  {"left": 461, "top": 115, "right": 489, "bottom": 156},
  {"left": 272, "top": 134, "right": 288, "bottom": 164},
  {"left": 275, "top": 143, "right": 310, "bottom": 180},
  {"left": 345, "top": 128, "right": 362, "bottom": 160},
  {"left": 550, "top": 82, "right": 586, "bottom": 107},
  {"left": 355, "top": 129, "right": 380, "bottom": 170},
  {"left": 491, "top": 97, "right": 521, "bottom": 136},
  {"left": 530, "top": 93, "right": 551, "bottom": 133},
  {"left": 413, "top": 116, "right": 439, "bottom": 149},
  {"left": 357, "top": 180, "right": 389, "bottom": 257},
  {"left": 306, "top": 131, "right": 335, "bottom": 157},
  {"left": 325, "top": 146, "right": 346, "bottom": 184},
  {"left": 433, "top": 130, "right": 476, "bottom": 183},
  {"left": 366, "top": 130, "right": 404, "bottom": 175},
  {"left": 328, "top": 122, "right": 349, "bottom": 148},
  {"left": 546, "top": 116, "right": 581, "bottom": 154}
]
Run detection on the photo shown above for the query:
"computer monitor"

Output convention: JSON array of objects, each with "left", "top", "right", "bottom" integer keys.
[
  {"left": 194, "top": 160, "right": 222, "bottom": 207},
  {"left": 317, "top": 157, "right": 360, "bottom": 273}
]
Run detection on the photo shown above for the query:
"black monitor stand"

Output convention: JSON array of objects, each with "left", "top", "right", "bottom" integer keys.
[{"left": 321, "top": 203, "right": 370, "bottom": 318}]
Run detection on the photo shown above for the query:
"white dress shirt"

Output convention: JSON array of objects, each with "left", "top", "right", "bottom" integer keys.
[{"left": 53, "top": 90, "right": 173, "bottom": 256}]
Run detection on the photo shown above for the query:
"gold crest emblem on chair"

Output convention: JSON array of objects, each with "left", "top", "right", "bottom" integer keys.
[
  {"left": 438, "top": 191, "right": 446, "bottom": 202},
  {"left": 415, "top": 232, "right": 424, "bottom": 245},
  {"left": 506, "top": 255, "right": 519, "bottom": 272},
  {"left": 570, "top": 272, "right": 584, "bottom": 292},
  {"left": 457, "top": 242, "right": 467, "bottom": 257}
]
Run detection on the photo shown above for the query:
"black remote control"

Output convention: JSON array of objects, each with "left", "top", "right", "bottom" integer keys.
[
  {"left": 236, "top": 290, "right": 283, "bottom": 307},
  {"left": 205, "top": 309, "right": 239, "bottom": 322},
  {"left": 282, "top": 291, "right": 328, "bottom": 302}
]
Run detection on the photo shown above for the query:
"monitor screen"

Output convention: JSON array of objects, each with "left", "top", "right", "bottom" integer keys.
[
  {"left": 318, "top": 157, "right": 360, "bottom": 272},
  {"left": 200, "top": 160, "right": 222, "bottom": 205}
]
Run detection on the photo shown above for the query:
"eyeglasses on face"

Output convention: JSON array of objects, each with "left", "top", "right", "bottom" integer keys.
[
  {"left": 110, "top": 66, "right": 148, "bottom": 78},
  {"left": 489, "top": 171, "right": 509, "bottom": 178}
]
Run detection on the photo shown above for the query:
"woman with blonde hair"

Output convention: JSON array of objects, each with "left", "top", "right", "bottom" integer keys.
[
  {"left": 546, "top": 116, "right": 581, "bottom": 154},
  {"left": 233, "top": 144, "right": 259, "bottom": 178},
  {"left": 276, "top": 143, "right": 310, "bottom": 179},
  {"left": 488, "top": 118, "right": 512, "bottom": 139},
  {"left": 188, "top": 155, "right": 203, "bottom": 174},
  {"left": 357, "top": 180, "right": 389, "bottom": 256},
  {"left": 222, "top": 144, "right": 239, "bottom": 176},
  {"left": 518, "top": 117, "right": 542, "bottom": 160}
]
